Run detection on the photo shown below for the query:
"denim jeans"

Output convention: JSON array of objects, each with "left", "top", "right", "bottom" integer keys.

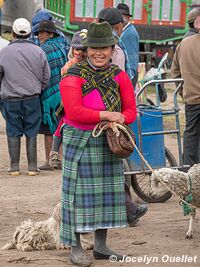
[{"left": 3, "top": 96, "right": 42, "bottom": 137}]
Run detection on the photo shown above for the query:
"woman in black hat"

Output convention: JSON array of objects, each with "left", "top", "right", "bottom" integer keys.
[
  {"left": 34, "top": 20, "right": 66, "bottom": 171},
  {"left": 60, "top": 21, "right": 137, "bottom": 266}
]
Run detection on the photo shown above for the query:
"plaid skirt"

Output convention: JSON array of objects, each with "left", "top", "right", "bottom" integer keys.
[{"left": 60, "top": 125, "right": 127, "bottom": 246}]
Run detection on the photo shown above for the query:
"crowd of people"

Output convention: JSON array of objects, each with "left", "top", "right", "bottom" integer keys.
[{"left": 1, "top": 2, "right": 200, "bottom": 267}]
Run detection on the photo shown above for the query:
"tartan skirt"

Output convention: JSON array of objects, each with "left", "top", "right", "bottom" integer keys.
[{"left": 60, "top": 125, "right": 127, "bottom": 246}]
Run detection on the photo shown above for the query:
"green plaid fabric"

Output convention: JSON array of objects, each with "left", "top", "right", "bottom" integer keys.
[
  {"left": 65, "top": 61, "right": 121, "bottom": 112},
  {"left": 60, "top": 125, "right": 127, "bottom": 246}
]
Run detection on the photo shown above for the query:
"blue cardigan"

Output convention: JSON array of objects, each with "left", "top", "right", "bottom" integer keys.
[{"left": 119, "top": 23, "right": 139, "bottom": 79}]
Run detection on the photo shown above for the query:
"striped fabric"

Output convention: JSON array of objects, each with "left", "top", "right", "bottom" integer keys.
[
  {"left": 41, "top": 38, "right": 66, "bottom": 133},
  {"left": 66, "top": 61, "right": 122, "bottom": 112},
  {"left": 30, "top": 32, "right": 70, "bottom": 55},
  {"left": 60, "top": 125, "right": 127, "bottom": 246}
]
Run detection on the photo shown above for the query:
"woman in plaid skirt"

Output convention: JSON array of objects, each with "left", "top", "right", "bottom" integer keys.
[{"left": 60, "top": 21, "right": 137, "bottom": 266}]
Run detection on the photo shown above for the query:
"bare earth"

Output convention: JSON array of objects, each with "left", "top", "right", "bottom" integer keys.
[{"left": 0, "top": 111, "right": 199, "bottom": 267}]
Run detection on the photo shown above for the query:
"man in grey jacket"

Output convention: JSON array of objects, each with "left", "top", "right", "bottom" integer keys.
[{"left": 0, "top": 18, "right": 50, "bottom": 176}]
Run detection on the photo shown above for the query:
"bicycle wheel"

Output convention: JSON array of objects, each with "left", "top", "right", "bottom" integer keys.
[{"left": 131, "top": 147, "right": 176, "bottom": 203}]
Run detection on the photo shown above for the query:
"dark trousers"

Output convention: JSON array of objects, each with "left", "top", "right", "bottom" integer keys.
[
  {"left": 3, "top": 96, "right": 42, "bottom": 137},
  {"left": 125, "top": 183, "right": 137, "bottom": 214},
  {"left": 0, "top": 100, "right": 3, "bottom": 113},
  {"left": 131, "top": 71, "right": 138, "bottom": 90},
  {"left": 183, "top": 103, "right": 200, "bottom": 166}
]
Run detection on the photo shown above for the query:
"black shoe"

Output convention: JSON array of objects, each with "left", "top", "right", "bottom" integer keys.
[
  {"left": 93, "top": 250, "right": 123, "bottom": 261},
  {"left": 127, "top": 204, "right": 148, "bottom": 226},
  {"left": 127, "top": 218, "right": 139, "bottom": 227}
]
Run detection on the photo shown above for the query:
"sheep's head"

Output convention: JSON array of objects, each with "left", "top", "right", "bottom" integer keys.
[
  {"left": 150, "top": 168, "right": 190, "bottom": 198},
  {"left": 150, "top": 168, "right": 171, "bottom": 197}
]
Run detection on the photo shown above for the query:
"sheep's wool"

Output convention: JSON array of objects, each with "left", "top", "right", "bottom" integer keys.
[
  {"left": 187, "top": 164, "right": 200, "bottom": 207},
  {"left": 0, "top": 203, "right": 93, "bottom": 251},
  {"left": 152, "top": 164, "right": 200, "bottom": 207}
]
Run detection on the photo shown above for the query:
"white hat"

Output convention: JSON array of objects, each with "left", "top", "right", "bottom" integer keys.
[{"left": 12, "top": 18, "right": 31, "bottom": 36}]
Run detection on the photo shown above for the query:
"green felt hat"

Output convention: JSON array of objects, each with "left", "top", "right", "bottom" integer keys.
[{"left": 81, "top": 21, "right": 118, "bottom": 48}]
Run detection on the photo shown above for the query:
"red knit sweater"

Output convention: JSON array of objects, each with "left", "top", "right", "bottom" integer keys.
[{"left": 60, "top": 70, "right": 137, "bottom": 129}]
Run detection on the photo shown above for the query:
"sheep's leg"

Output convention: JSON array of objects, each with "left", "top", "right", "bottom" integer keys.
[
  {"left": 16, "top": 243, "right": 33, "bottom": 251},
  {"left": 186, "top": 209, "right": 196, "bottom": 239},
  {"left": 0, "top": 242, "right": 15, "bottom": 250}
]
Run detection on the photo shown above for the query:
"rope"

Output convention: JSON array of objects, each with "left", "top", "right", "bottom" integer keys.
[
  {"left": 92, "top": 123, "right": 110, "bottom": 137},
  {"left": 92, "top": 122, "right": 198, "bottom": 210}
]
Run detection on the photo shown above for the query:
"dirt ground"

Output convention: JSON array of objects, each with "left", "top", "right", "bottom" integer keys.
[{"left": 0, "top": 106, "right": 199, "bottom": 267}]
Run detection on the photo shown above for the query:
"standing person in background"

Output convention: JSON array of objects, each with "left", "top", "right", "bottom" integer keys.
[
  {"left": 183, "top": 7, "right": 200, "bottom": 39},
  {"left": 50, "top": 30, "right": 87, "bottom": 170},
  {"left": 171, "top": 16, "right": 200, "bottom": 166},
  {"left": 117, "top": 3, "right": 139, "bottom": 89},
  {"left": 61, "top": 29, "right": 87, "bottom": 76},
  {"left": 34, "top": 20, "right": 66, "bottom": 171},
  {"left": 182, "top": 8, "right": 200, "bottom": 161},
  {"left": 0, "top": 36, "right": 9, "bottom": 113},
  {"left": 98, "top": 7, "right": 125, "bottom": 71},
  {"left": 0, "top": 36, "right": 9, "bottom": 50},
  {"left": 0, "top": 18, "right": 50, "bottom": 176},
  {"left": 31, "top": 9, "right": 70, "bottom": 56}
]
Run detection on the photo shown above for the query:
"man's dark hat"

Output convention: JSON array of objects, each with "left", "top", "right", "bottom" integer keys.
[
  {"left": 81, "top": 21, "right": 118, "bottom": 48},
  {"left": 98, "top": 7, "right": 124, "bottom": 25},
  {"left": 117, "top": 3, "right": 132, "bottom": 17},
  {"left": 34, "top": 20, "right": 59, "bottom": 36}
]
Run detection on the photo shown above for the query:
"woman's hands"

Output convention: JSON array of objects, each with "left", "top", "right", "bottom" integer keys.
[{"left": 100, "top": 111, "right": 125, "bottom": 124}]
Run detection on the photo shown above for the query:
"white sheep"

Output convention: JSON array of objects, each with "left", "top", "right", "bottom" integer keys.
[
  {"left": 0, "top": 203, "right": 93, "bottom": 251},
  {"left": 150, "top": 165, "right": 200, "bottom": 239}
]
